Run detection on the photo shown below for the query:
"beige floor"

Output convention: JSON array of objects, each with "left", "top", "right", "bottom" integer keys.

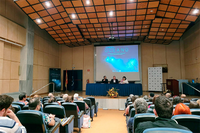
[{"left": 77, "top": 109, "right": 126, "bottom": 133}]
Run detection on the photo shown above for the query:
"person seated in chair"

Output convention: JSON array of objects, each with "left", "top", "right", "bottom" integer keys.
[
  {"left": 135, "top": 96, "right": 190, "bottom": 133},
  {"left": 0, "top": 95, "right": 27, "bottom": 133},
  {"left": 173, "top": 96, "right": 182, "bottom": 105},
  {"left": 48, "top": 97, "right": 61, "bottom": 106},
  {"left": 189, "top": 101, "right": 199, "bottom": 109},
  {"left": 125, "top": 96, "right": 137, "bottom": 116},
  {"left": 29, "top": 98, "right": 68, "bottom": 127},
  {"left": 102, "top": 76, "right": 108, "bottom": 84},
  {"left": 120, "top": 76, "right": 129, "bottom": 84},
  {"left": 174, "top": 103, "right": 191, "bottom": 115},
  {"left": 127, "top": 98, "right": 148, "bottom": 133},
  {"left": 165, "top": 93, "right": 171, "bottom": 98},
  {"left": 18, "top": 92, "right": 28, "bottom": 105},
  {"left": 110, "top": 76, "right": 119, "bottom": 84},
  {"left": 48, "top": 93, "right": 54, "bottom": 98},
  {"left": 65, "top": 96, "right": 80, "bottom": 114}
]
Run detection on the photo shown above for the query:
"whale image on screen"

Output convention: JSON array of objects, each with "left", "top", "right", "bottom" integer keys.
[{"left": 95, "top": 45, "right": 140, "bottom": 81}]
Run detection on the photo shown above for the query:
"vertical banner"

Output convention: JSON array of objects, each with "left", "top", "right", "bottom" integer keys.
[
  {"left": 65, "top": 70, "right": 68, "bottom": 88},
  {"left": 49, "top": 68, "right": 61, "bottom": 92}
]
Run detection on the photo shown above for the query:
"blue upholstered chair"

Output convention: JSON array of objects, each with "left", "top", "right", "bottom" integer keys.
[
  {"left": 11, "top": 104, "right": 21, "bottom": 114},
  {"left": 16, "top": 110, "right": 60, "bottom": 133},
  {"left": 12, "top": 102, "right": 25, "bottom": 109},
  {"left": 74, "top": 101, "right": 90, "bottom": 116},
  {"left": 44, "top": 105, "right": 74, "bottom": 133},
  {"left": 172, "top": 114, "right": 200, "bottom": 133},
  {"left": 62, "top": 103, "right": 84, "bottom": 132},
  {"left": 143, "top": 128, "right": 192, "bottom": 133},
  {"left": 86, "top": 97, "right": 99, "bottom": 117},
  {"left": 190, "top": 109, "right": 200, "bottom": 116},
  {"left": 83, "top": 98, "right": 94, "bottom": 121},
  {"left": 43, "top": 102, "right": 59, "bottom": 108},
  {"left": 190, "top": 98, "right": 199, "bottom": 102},
  {"left": 133, "top": 113, "right": 156, "bottom": 132}
]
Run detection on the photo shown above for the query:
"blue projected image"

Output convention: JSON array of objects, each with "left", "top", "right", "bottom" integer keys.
[
  {"left": 105, "top": 57, "right": 138, "bottom": 72},
  {"left": 101, "top": 46, "right": 139, "bottom": 72}
]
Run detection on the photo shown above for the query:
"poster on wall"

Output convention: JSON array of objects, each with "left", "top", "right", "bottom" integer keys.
[{"left": 49, "top": 68, "right": 61, "bottom": 92}]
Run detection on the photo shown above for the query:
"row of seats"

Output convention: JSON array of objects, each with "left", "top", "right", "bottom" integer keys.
[{"left": 11, "top": 96, "right": 99, "bottom": 133}]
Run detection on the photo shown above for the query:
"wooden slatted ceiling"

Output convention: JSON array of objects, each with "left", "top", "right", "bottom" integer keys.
[{"left": 15, "top": 0, "right": 200, "bottom": 47}]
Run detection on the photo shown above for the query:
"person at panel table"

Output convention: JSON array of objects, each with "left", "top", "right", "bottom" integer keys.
[
  {"left": 102, "top": 76, "right": 108, "bottom": 84},
  {"left": 120, "top": 76, "right": 129, "bottom": 84},
  {"left": 110, "top": 76, "right": 119, "bottom": 84}
]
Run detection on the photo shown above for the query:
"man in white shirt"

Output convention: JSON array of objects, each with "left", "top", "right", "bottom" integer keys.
[{"left": 0, "top": 95, "right": 26, "bottom": 133}]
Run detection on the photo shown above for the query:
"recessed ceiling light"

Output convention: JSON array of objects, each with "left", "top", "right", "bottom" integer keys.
[
  {"left": 130, "top": 0, "right": 134, "bottom": 2},
  {"left": 45, "top": 1, "right": 51, "bottom": 7},
  {"left": 36, "top": 19, "right": 41, "bottom": 23},
  {"left": 98, "top": 29, "right": 100, "bottom": 30},
  {"left": 145, "top": 26, "right": 147, "bottom": 28},
  {"left": 129, "top": 27, "right": 131, "bottom": 29},
  {"left": 113, "top": 28, "right": 115, "bottom": 30},
  {"left": 150, "top": 10, "right": 153, "bottom": 12},
  {"left": 86, "top": 0, "right": 90, "bottom": 5},
  {"left": 109, "top": 11, "right": 114, "bottom": 16},
  {"left": 69, "top": 33, "right": 71, "bottom": 35},
  {"left": 193, "top": 9, "right": 199, "bottom": 14},
  {"left": 72, "top": 14, "right": 76, "bottom": 19},
  {"left": 83, "top": 29, "right": 85, "bottom": 31},
  {"left": 162, "top": 29, "right": 164, "bottom": 31}
]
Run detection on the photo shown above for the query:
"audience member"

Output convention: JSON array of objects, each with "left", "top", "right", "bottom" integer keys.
[
  {"left": 189, "top": 101, "right": 199, "bottom": 109},
  {"left": 29, "top": 98, "right": 69, "bottom": 127},
  {"left": 149, "top": 92, "right": 154, "bottom": 98},
  {"left": 33, "top": 94, "right": 40, "bottom": 98},
  {"left": 181, "top": 94, "right": 186, "bottom": 99},
  {"left": 48, "top": 93, "right": 54, "bottom": 98},
  {"left": 65, "top": 96, "right": 80, "bottom": 114},
  {"left": 129, "top": 94, "right": 134, "bottom": 98},
  {"left": 78, "top": 97, "right": 89, "bottom": 110},
  {"left": 63, "top": 94, "right": 68, "bottom": 101},
  {"left": 165, "top": 93, "right": 171, "bottom": 98},
  {"left": 110, "top": 76, "right": 119, "bottom": 84},
  {"left": 174, "top": 103, "right": 191, "bottom": 115},
  {"left": 135, "top": 96, "right": 190, "bottom": 133},
  {"left": 183, "top": 98, "right": 190, "bottom": 103},
  {"left": 74, "top": 93, "right": 79, "bottom": 101},
  {"left": 173, "top": 96, "right": 182, "bottom": 105},
  {"left": 0, "top": 95, "right": 27, "bottom": 132},
  {"left": 18, "top": 92, "right": 28, "bottom": 105},
  {"left": 127, "top": 98, "right": 148, "bottom": 133},
  {"left": 125, "top": 96, "right": 137, "bottom": 115},
  {"left": 149, "top": 97, "right": 153, "bottom": 102},
  {"left": 48, "top": 97, "right": 57, "bottom": 103}
]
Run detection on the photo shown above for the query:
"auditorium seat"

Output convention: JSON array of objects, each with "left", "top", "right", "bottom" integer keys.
[
  {"left": 44, "top": 105, "right": 74, "bottom": 133},
  {"left": 126, "top": 108, "right": 135, "bottom": 124},
  {"left": 26, "top": 98, "right": 30, "bottom": 102},
  {"left": 169, "top": 98, "right": 173, "bottom": 101},
  {"left": 149, "top": 104, "right": 155, "bottom": 109},
  {"left": 190, "top": 109, "right": 200, "bottom": 116},
  {"left": 83, "top": 98, "right": 95, "bottom": 121},
  {"left": 86, "top": 97, "right": 99, "bottom": 117},
  {"left": 12, "top": 102, "right": 25, "bottom": 109},
  {"left": 172, "top": 114, "right": 200, "bottom": 133},
  {"left": 17, "top": 110, "right": 60, "bottom": 133},
  {"left": 147, "top": 108, "right": 154, "bottom": 114},
  {"left": 43, "top": 102, "right": 59, "bottom": 108},
  {"left": 128, "top": 105, "right": 134, "bottom": 116},
  {"left": 183, "top": 103, "right": 190, "bottom": 106},
  {"left": 22, "top": 105, "right": 29, "bottom": 110},
  {"left": 74, "top": 101, "right": 90, "bottom": 116},
  {"left": 147, "top": 102, "right": 153, "bottom": 106},
  {"left": 56, "top": 98, "right": 64, "bottom": 101},
  {"left": 11, "top": 104, "right": 21, "bottom": 114},
  {"left": 191, "top": 98, "right": 199, "bottom": 102},
  {"left": 127, "top": 102, "right": 133, "bottom": 106},
  {"left": 133, "top": 113, "right": 156, "bottom": 132},
  {"left": 62, "top": 103, "right": 84, "bottom": 132},
  {"left": 143, "top": 128, "right": 192, "bottom": 133}
]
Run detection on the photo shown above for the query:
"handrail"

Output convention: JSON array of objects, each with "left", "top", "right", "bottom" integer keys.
[
  {"left": 30, "top": 82, "right": 55, "bottom": 96},
  {"left": 182, "top": 82, "right": 200, "bottom": 94}
]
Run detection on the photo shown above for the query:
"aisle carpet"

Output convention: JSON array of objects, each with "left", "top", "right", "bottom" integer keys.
[{"left": 75, "top": 109, "right": 127, "bottom": 133}]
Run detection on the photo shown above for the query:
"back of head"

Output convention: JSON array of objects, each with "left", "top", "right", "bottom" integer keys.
[
  {"left": 63, "top": 94, "right": 68, "bottom": 101},
  {"left": 129, "top": 94, "right": 134, "bottom": 98},
  {"left": 143, "top": 95, "right": 148, "bottom": 99},
  {"left": 181, "top": 94, "right": 186, "bottom": 98},
  {"left": 74, "top": 93, "right": 79, "bottom": 100},
  {"left": 189, "top": 101, "right": 199, "bottom": 109},
  {"left": 0, "top": 95, "right": 14, "bottom": 111},
  {"left": 155, "top": 96, "right": 173, "bottom": 118},
  {"left": 165, "top": 93, "right": 171, "bottom": 98},
  {"left": 134, "top": 98, "right": 148, "bottom": 114},
  {"left": 29, "top": 98, "right": 40, "bottom": 110},
  {"left": 197, "top": 99, "right": 200, "bottom": 106},
  {"left": 65, "top": 96, "right": 74, "bottom": 102},
  {"left": 149, "top": 97, "right": 153, "bottom": 102},
  {"left": 131, "top": 96, "right": 137, "bottom": 103},
  {"left": 19, "top": 92, "right": 26, "bottom": 100},
  {"left": 48, "top": 93, "right": 54, "bottom": 98},
  {"left": 48, "top": 97, "right": 57, "bottom": 103},
  {"left": 150, "top": 92, "right": 154, "bottom": 98},
  {"left": 183, "top": 98, "right": 190, "bottom": 103},
  {"left": 173, "top": 96, "right": 182, "bottom": 105},
  {"left": 174, "top": 103, "right": 191, "bottom": 115},
  {"left": 33, "top": 94, "right": 40, "bottom": 98}
]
